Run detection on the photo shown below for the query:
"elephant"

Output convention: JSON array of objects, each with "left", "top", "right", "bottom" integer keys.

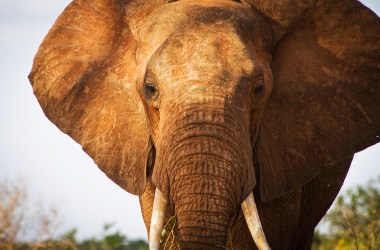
[{"left": 29, "top": 0, "right": 380, "bottom": 249}]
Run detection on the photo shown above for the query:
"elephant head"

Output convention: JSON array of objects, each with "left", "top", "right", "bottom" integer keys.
[{"left": 29, "top": 0, "right": 380, "bottom": 249}]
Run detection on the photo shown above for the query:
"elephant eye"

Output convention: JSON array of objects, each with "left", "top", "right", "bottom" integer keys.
[
  {"left": 254, "top": 84, "right": 264, "bottom": 94},
  {"left": 253, "top": 80, "right": 264, "bottom": 95},
  {"left": 144, "top": 82, "right": 159, "bottom": 101}
]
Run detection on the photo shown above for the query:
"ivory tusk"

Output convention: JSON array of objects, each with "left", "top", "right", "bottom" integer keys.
[
  {"left": 241, "top": 192, "right": 271, "bottom": 250},
  {"left": 149, "top": 188, "right": 167, "bottom": 250}
]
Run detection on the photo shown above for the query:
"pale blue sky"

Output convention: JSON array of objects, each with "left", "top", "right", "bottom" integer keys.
[{"left": 0, "top": 0, "right": 379, "bottom": 241}]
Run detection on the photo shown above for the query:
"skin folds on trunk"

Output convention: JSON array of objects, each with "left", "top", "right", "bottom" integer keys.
[
  {"left": 152, "top": 103, "right": 256, "bottom": 249},
  {"left": 166, "top": 140, "right": 241, "bottom": 249}
]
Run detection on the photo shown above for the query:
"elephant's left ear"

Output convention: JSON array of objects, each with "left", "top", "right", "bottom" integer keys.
[
  {"left": 29, "top": 0, "right": 153, "bottom": 195},
  {"left": 258, "top": 0, "right": 380, "bottom": 201}
]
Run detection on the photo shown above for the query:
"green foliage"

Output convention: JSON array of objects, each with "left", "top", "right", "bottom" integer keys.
[
  {"left": 61, "top": 228, "right": 78, "bottom": 244},
  {"left": 99, "top": 223, "right": 127, "bottom": 250},
  {"left": 313, "top": 176, "right": 380, "bottom": 250},
  {"left": 58, "top": 223, "right": 149, "bottom": 250},
  {"left": 0, "top": 177, "right": 148, "bottom": 250},
  {"left": 3, "top": 224, "right": 148, "bottom": 250}
]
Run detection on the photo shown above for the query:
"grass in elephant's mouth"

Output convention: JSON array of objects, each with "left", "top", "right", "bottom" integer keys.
[{"left": 162, "top": 215, "right": 177, "bottom": 249}]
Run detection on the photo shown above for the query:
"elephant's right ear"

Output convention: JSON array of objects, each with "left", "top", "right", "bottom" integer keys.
[
  {"left": 255, "top": 0, "right": 380, "bottom": 202},
  {"left": 29, "top": 0, "right": 151, "bottom": 195}
]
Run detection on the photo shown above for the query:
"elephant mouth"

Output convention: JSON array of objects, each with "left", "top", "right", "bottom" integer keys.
[{"left": 149, "top": 188, "right": 271, "bottom": 250}]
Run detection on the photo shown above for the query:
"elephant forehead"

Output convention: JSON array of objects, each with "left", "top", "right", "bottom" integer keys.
[
  {"left": 149, "top": 25, "right": 256, "bottom": 85},
  {"left": 133, "top": 1, "right": 260, "bottom": 80}
]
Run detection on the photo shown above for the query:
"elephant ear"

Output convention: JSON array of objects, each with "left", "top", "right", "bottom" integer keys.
[
  {"left": 29, "top": 0, "right": 151, "bottom": 195},
  {"left": 258, "top": 0, "right": 380, "bottom": 201}
]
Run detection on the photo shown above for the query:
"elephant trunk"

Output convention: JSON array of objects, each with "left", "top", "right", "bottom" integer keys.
[
  {"left": 169, "top": 138, "right": 243, "bottom": 249},
  {"left": 152, "top": 103, "right": 256, "bottom": 249}
]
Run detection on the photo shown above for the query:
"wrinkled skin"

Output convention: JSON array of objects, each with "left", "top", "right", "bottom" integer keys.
[{"left": 29, "top": 0, "right": 380, "bottom": 249}]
